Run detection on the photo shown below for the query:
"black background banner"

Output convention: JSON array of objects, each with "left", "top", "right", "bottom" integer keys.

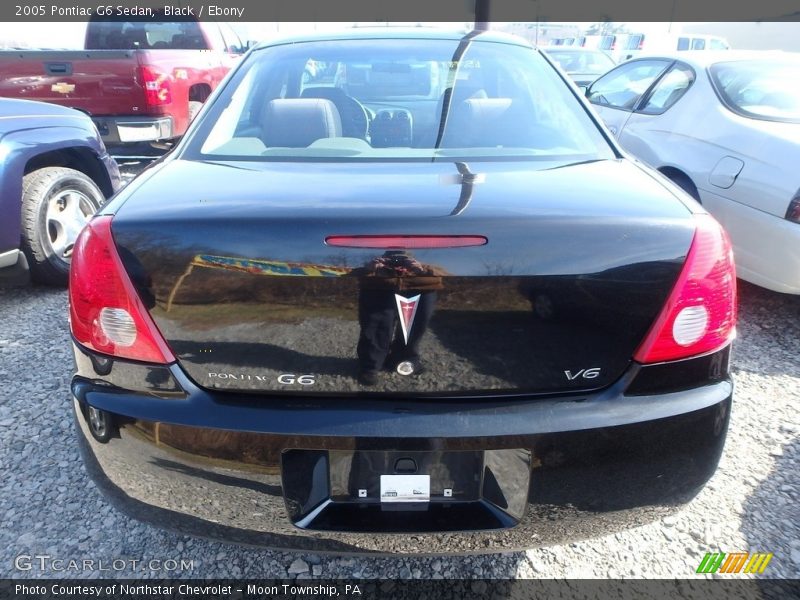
[
  {"left": 1, "top": 579, "right": 799, "bottom": 600},
  {"left": 3, "top": 0, "right": 800, "bottom": 22}
]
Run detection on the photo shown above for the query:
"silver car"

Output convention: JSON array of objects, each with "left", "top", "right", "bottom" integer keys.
[
  {"left": 586, "top": 51, "right": 800, "bottom": 294},
  {"left": 543, "top": 47, "right": 616, "bottom": 88}
]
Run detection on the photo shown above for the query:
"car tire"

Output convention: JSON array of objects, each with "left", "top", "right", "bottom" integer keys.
[
  {"left": 20, "top": 167, "right": 104, "bottom": 286},
  {"left": 188, "top": 100, "right": 203, "bottom": 122}
]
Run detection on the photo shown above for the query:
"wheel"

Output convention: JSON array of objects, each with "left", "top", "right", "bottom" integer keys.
[
  {"left": 20, "top": 167, "right": 104, "bottom": 285},
  {"left": 87, "top": 406, "right": 114, "bottom": 443},
  {"left": 188, "top": 100, "right": 203, "bottom": 121}
]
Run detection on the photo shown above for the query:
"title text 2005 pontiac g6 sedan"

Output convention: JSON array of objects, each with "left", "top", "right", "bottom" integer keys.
[{"left": 69, "top": 30, "right": 737, "bottom": 553}]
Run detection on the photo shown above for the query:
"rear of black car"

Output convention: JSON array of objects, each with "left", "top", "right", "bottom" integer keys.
[{"left": 67, "top": 31, "right": 736, "bottom": 552}]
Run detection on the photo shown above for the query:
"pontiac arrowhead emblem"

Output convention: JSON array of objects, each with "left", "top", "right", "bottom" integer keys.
[
  {"left": 395, "top": 294, "right": 421, "bottom": 345},
  {"left": 51, "top": 82, "right": 75, "bottom": 94}
]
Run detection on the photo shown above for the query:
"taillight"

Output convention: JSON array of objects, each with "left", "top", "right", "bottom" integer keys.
[
  {"left": 786, "top": 195, "right": 800, "bottom": 223},
  {"left": 69, "top": 216, "right": 174, "bottom": 364},
  {"left": 325, "top": 235, "right": 487, "bottom": 249},
  {"left": 634, "top": 214, "right": 737, "bottom": 364},
  {"left": 138, "top": 65, "right": 172, "bottom": 106}
]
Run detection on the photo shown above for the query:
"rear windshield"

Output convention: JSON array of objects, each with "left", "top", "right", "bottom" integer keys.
[
  {"left": 85, "top": 21, "right": 208, "bottom": 50},
  {"left": 709, "top": 60, "right": 800, "bottom": 123},
  {"left": 185, "top": 37, "right": 614, "bottom": 162}
]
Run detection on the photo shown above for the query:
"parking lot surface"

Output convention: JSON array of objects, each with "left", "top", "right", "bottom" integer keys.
[{"left": 1, "top": 276, "right": 798, "bottom": 579}]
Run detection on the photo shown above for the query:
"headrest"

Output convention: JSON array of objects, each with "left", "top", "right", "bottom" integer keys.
[
  {"left": 441, "top": 86, "right": 488, "bottom": 108},
  {"left": 262, "top": 99, "right": 342, "bottom": 147},
  {"left": 457, "top": 98, "right": 513, "bottom": 121}
]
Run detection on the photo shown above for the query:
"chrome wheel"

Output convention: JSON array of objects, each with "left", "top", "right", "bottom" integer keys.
[
  {"left": 45, "top": 189, "right": 94, "bottom": 260},
  {"left": 88, "top": 407, "right": 108, "bottom": 438},
  {"left": 22, "top": 167, "right": 105, "bottom": 285}
]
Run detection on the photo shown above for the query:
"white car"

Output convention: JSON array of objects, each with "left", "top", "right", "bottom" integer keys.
[
  {"left": 619, "top": 33, "right": 730, "bottom": 62},
  {"left": 586, "top": 51, "right": 800, "bottom": 294}
]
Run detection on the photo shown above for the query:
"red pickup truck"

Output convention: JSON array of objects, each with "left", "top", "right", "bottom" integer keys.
[{"left": 0, "top": 19, "right": 245, "bottom": 146}]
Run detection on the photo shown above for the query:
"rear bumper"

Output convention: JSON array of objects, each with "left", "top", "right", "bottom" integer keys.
[
  {"left": 0, "top": 248, "right": 21, "bottom": 269},
  {"left": 0, "top": 248, "right": 28, "bottom": 285},
  {"left": 92, "top": 116, "right": 173, "bottom": 144},
  {"left": 702, "top": 188, "right": 800, "bottom": 294},
  {"left": 72, "top": 348, "right": 733, "bottom": 554},
  {"left": 732, "top": 209, "right": 800, "bottom": 295}
]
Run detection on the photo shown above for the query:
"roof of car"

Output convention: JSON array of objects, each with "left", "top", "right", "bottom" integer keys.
[
  {"left": 627, "top": 50, "right": 800, "bottom": 67},
  {"left": 253, "top": 27, "right": 532, "bottom": 50}
]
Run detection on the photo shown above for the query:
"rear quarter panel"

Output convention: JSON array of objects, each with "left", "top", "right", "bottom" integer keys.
[
  {"left": 616, "top": 75, "right": 722, "bottom": 186},
  {"left": 703, "top": 115, "right": 800, "bottom": 219},
  {"left": 618, "top": 72, "right": 799, "bottom": 219}
]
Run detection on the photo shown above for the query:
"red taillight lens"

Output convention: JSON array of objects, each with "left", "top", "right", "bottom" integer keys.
[
  {"left": 69, "top": 216, "right": 174, "bottom": 364},
  {"left": 634, "top": 214, "right": 737, "bottom": 364},
  {"left": 138, "top": 65, "right": 172, "bottom": 106},
  {"left": 325, "top": 235, "right": 487, "bottom": 249},
  {"left": 786, "top": 196, "right": 800, "bottom": 223}
]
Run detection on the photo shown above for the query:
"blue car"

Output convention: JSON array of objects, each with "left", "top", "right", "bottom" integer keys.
[{"left": 0, "top": 98, "right": 120, "bottom": 285}]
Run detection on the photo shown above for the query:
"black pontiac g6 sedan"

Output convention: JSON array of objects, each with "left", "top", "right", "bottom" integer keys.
[{"left": 69, "top": 29, "right": 737, "bottom": 553}]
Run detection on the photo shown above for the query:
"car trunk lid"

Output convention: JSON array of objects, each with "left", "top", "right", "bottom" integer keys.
[{"left": 110, "top": 158, "right": 695, "bottom": 397}]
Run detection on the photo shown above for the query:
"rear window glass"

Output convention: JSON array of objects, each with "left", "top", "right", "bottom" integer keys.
[
  {"left": 710, "top": 60, "right": 800, "bottom": 123},
  {"left": 85, "top": 21, "right": 208, "bottom": 50},
  {"left": 587, "top": 59, "right": 670, "bottom": 110},
  {"left": 639, "top": 64, "right": 695, "bottom": 115},
  {"left": 186, "top": 37, "right": 614, "bottom": 162}
]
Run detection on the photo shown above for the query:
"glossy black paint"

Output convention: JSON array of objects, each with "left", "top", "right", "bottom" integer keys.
[
  {"left": 71, "top": 29, "right": 732, "bottom": 548},
  {"left": 108, "top": 158, "right": 695, "bottom": 397},
  {"left": 626, "top": 346, "right": 731, "bottom": 396},
  {"left": 72, "top": 342, "right": 732, "bottom": 552},
  {"left": 73, "top": 342, "right": 184, "bottom": 397}
]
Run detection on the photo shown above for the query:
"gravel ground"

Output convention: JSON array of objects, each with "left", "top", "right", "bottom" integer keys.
[
  {"left": 1, "top": 160, "right": 798, "bottom": 581},
  {"left": 1, "top": 277, "right": 798, "bottom": 580}
]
